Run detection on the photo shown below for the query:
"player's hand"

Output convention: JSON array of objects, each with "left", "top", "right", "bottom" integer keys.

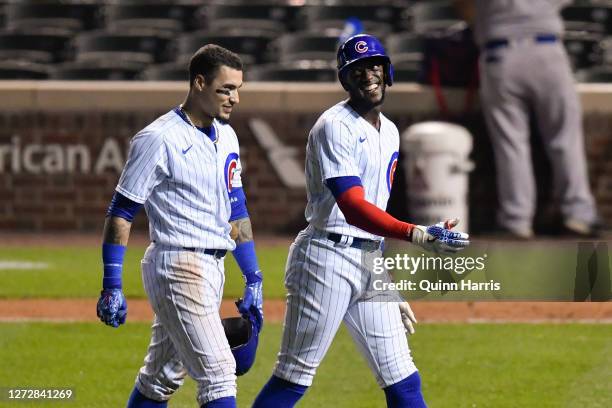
[
  {"left": 399, "top": 301, "right": 417, "bottom": 335},
  {"left": 238, "top": 271, "right": 263, "bottom": 332},
  {"left": 96, "top": 288, "right": 127, "bottom": 328},
  {"left": 410, "top": 218, "right": 470, "bottom": 254},
  {"left": 236, "top": 299, "right": 263, "bottom": 335}
]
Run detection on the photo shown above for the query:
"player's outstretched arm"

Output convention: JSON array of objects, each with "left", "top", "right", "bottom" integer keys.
[
  {"left": 329, "top": 179, "right": 469, "bottom": 253},
  {"left": 96, "top": 192, "right": 142, "bottom": 328},
  {"left": 230, "top": 216, "right": 263, "bottom": 332},
  {"left": 330, "top": 178, "right": 413, "bottom": 240}
]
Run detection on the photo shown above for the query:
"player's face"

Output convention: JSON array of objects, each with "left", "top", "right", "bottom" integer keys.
[
  {"left": 345, "top": 58, "right": 386, "bottom": 108},
  {"left": 197, "top": 65, "right": 243, "bottom": 121}
]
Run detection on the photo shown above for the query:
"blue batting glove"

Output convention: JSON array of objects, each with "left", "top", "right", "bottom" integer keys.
[
  {"left": 96, "top": 288, "right": 127, "bottom": 328},
  {"left": 410, "top": 218, "right": 470, "bottom": 254},
  {"left": 238, "top": 271, "right": 263, "bottom": 331},
  {"left": 236, "top": 299, "right": 263, "bottom": 334}
]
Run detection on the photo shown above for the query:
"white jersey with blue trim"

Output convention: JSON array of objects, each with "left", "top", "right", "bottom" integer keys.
[
  {"left": 116, "top": 108, "right": 243, "bottom": 250},
  {"left": 304, "top": 100, "right": 400, "bottom": 240}
]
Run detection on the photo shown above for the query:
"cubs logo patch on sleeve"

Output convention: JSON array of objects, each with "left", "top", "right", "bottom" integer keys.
[
  {"left": 386, "top": 151, "right": 399, "bottom": 192},
  {"left": 224, "top": 152, "right": 242, "bottom": 192}
]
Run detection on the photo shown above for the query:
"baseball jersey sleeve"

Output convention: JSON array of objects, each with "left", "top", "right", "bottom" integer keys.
[
  {"left": 316, "top": 119, "right": 360, "bottom": 181},
  {"left": 116, "top": 130, "right": 170, "bottom": 204}
]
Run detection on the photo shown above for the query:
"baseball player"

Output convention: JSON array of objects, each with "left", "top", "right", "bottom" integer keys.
[
  {"left": 252, "top": 34, "right": 469, "bottom": 408},
  {"left": 95, "top": 45, "right": 263, "bottom": 408},
  {"left": 472, "top": 0, "right": 599, "bottom": 238}
]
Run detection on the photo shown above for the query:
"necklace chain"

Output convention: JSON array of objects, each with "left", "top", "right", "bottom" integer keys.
[{"left": 180, "top": 104, "right": 218, "bottom": 143}]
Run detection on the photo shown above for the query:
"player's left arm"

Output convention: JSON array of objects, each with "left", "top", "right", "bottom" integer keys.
[
  {"left": 227, "top": 149, "right": 263, "bottom": 331},
  {"left": 329, "top": 179, "right": 469, "bottom": 253},
  {"left": 229, "top": 214, "right": 263, "bottom": 332}
]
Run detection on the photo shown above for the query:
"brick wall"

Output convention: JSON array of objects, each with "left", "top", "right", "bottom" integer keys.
[
  {"left": 0, "top": 110, "right": 318, "bottom": 235},
  {"left": 1, "top": 109, "right": 610, "bottom": 235}
]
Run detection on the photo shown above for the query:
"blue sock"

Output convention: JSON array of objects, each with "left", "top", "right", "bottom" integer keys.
[
  {"left": 127, "top": 387, "right": 167, "bottom": 408},
  {"left": 383, "top": 372, "right": 427, "bottom": 408},
  {"left": 201, "top": 396, "right": 236, "bottom": 408},
  {"left": 252, "top": 375, "right": 308, "bottom": 408}
]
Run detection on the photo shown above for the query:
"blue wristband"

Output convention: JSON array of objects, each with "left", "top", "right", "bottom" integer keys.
[
  {"left": 102, "top": 243, "right": 126, "bottom": 289},
  {"left": 232, "top": 241, "right": 261, "bottom": 283}
]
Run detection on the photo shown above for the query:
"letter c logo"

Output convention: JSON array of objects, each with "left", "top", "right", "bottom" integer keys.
[{"left": 355, "top": 41, "right": 368, "bottom": 53}]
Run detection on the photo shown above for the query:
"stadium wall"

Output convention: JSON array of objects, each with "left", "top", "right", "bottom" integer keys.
[{"left": 0, "top": 81, "right": 610, "bottom": 234}]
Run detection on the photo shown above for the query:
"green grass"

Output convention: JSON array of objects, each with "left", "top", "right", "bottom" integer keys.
[
  {"left": 0, "top": 323, "right": 610, "bottom": 407},
  {"left": 384, "top": 240, "right": 612, "bottom": 301},
  {"left": 1, "top": 240, "right": 610, "bottom": 301},
  {"left": 0, "top": 246, "right": 289, "bottom": 299}
]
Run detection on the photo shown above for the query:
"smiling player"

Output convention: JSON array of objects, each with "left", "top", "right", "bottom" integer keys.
[
  {"left": 95, "top": 44, "right": 263, "bottom": 408},
  {"left": 252, "top": 34, "right": 469, "bottom": 408}
]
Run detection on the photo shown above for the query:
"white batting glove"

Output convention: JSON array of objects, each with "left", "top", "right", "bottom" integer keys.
[
  {"left": 410, "top": 218, "right": 470, "bottom": 254},
  {"left": 399, "top": 301, "right": 417, "bottom": 335}
]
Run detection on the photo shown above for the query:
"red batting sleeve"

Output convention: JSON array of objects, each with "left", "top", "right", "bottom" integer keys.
[{"left": 336, "top": 186, "right": 414, "bottom": 240}]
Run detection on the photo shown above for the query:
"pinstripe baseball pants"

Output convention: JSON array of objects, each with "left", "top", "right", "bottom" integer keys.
[
  {"left": 274, "top": 226, "right": 418, "bottom": 388},
  {"left": 135, "top": 244, "right": 236, "bottom": 405}
]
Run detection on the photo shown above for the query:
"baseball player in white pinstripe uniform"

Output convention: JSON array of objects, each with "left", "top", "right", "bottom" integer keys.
[
  {"left": 96, "top": 45, "right": 263, "bottom": 408},
  {"left": 253, "top": 34, "right": 470, "bottom": 408}
]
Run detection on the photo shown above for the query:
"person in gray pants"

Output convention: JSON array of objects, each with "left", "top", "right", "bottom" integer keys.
[{"left": 471, "top": 0, "right": 599, "bottom": 238}]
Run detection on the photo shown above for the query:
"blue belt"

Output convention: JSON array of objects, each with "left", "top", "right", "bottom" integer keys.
[
  {"left": 327, "top": 233, "right": 382, "bottom": 250},
  {"left": 183, "top": 247, "right": 227, "bottom": 258},
  {"left": 485, "top": 34, "right": 558, "bottom": 50}
]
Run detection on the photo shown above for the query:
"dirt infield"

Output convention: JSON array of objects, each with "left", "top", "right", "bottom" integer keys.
[
  {"left": 1, "top": 299, "right": 611, "bottom": 323},
  {"left": 1, "top": 233, "right": 610, "bottom": 323}
]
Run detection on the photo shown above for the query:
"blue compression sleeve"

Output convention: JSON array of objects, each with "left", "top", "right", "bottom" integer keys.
[
  {"left": 232, "top": 241, "right": 261, "bottom": 283},
  {"left": 102, "top": 243, "right": 126, "bottom": 289},
  {"left": 325, "top": 176, "right": 362, "bottom": 199},
  {"left": 107, "top": 191, "right": 143, "bottom": 222},
  {"left": 228, "top": 188, "right": 248, "bottom": 221}
]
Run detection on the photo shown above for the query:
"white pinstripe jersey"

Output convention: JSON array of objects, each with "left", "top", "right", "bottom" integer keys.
[
  {"left": 116, "top": 108, "right": 243, "bottom": 250},
  {"left": 304, "top": 100, "right": 400, "bottom": 240}
]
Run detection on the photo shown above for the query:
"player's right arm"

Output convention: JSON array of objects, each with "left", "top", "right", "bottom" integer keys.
[
  {"left": 96, "top": 193, "right": 142, "bottom": 328},
  {"left": 96, "top": 129, "right": 167, "bottom": 328}
]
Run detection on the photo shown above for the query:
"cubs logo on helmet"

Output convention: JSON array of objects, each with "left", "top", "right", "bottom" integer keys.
[
  {"left": 336, "top": 33, "right": 394, "bottom": 87},
  {"left": 355, "top": 40, "right": 368, "bottom": 53},
  {"left": 386, "top": 151, "right": 399, "bottom": 192},
  {"left": 224, "top": 153, "right": 240, "bottom": 192}
]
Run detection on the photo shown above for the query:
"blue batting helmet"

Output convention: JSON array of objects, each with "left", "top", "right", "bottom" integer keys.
[
  {"left": 222, "top": 314, "right": 259, "bottom": 376},
  {"left": 336, "top": 34, "right": 394, "bottom": 87}
]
